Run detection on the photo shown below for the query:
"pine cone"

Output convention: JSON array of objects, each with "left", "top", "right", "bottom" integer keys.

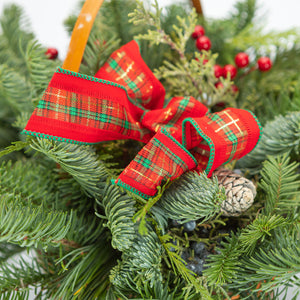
[{"left": 213, "top": 168, "right": 256, "bottom": 217}]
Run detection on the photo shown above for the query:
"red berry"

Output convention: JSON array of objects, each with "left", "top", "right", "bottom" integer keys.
[
  {"left": 231, "top": 85, "right": 239, "bottom": 93},
  {"left": 192, "top": 25, "right": 205, "bottom": 39},
  {"left": 45, "top": 48, "right": 58, "bottom": 59},
  {"left": 215, "top": 82, "right": 224, "bottom": 89},
  {"left": 223, "top": 64, "right": 237, "bottom": 80},
  {"left": 196, "top": 36, "right": 211, "bottom": 51},
  {"left": 214, "top": 65, "right": 223, "bottom": 78},
  {"left": 235, "top": 52, "right": 249, "bottom": 68},
  {"left": 257, "top": 57, "right": 272, "bottom": 72}
]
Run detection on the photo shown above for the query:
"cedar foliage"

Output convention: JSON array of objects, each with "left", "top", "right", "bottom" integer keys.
[{"left": 0, "top": 0, "right": 300, "bottom": 299}]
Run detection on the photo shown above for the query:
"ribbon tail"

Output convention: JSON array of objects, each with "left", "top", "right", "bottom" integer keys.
[{"left": 112, "top": 127, "right": 197, "bottom": 199}]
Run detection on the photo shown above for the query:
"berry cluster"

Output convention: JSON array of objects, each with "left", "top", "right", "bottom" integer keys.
[
  {"left": 191, "top": 25, "right": 273, "bottom": 92},
  {"left": 169, "top": 219, "right": 235, "bottom": 276}
]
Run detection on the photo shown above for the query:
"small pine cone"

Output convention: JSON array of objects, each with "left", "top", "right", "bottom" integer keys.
[{"left": 213, "top": 168, "right": 256, "bottom": 217}]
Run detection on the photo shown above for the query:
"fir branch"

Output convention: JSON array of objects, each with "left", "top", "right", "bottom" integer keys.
[
  {"left": 159, "top": 232, "right": 211, "bottom": 299},
  {"left": 238, "top": 111, "right": 300, "bottom": 171},
  {"left": 0, "top": 255, "right": 51, "bottom": 296},
  {"left": 0, "top": 4, "right": 34, "bottom": 71},
  {"left": 96, "top": 183, "right": 136, "bottom": 252},
  {"left": 238, "top": 214, "right": 289, "bottom": 255},
  {"left": 135, "top": 272, "right": 201, "bottom": 300},
  {"left": 0, "top": 243, "right": 24, "bottom": 263},
  {"left": 0, "top": 64, "right": 32, "bottom": 114},
  {"left": 110, "top": 223, "right": 163, "bottom": 295},
  {"left": 51, "top": 243, "right": 116, "bottom": 300},
  {"left": 158, "top": 171, "right": 225, "bottom": 223},
  {"left": 203, "top": 234, "right": 241, "bottom": 286},
  {"left": 0, "top": 139, "right": 31, "bottom": 159},
  {"left": 80, "top": 34, "right": 121, "bottom": 76},
  {"left": 30, "top": 138, "right": 108, "bottom": 199},
  {"left": 0, "top": 193, "right": 73, "bottom": 249},
  {"left": 230, "top": 224, "right": 300, "bottom": 298},
  {"left": 0, "top": 159, "right": 57, "bottom": 208},
  {"left": 20, "top": 40, "right": 57, "bottom": 97},
  {"left": 259, "top": 154, "right": 300, "bottom": 216}
]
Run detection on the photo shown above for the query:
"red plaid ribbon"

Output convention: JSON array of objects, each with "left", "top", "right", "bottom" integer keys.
[{"left": 23, "top": 40, "right": 262, "bottom": 199}]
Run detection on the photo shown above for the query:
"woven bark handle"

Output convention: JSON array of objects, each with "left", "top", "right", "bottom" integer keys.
[{"left": 62, "top": 0, "right": 104, "bottom": 72}]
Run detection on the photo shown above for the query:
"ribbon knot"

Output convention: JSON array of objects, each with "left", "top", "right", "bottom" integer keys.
[{"left": 22, "top": 40, "right": 262, "bottom": 199}]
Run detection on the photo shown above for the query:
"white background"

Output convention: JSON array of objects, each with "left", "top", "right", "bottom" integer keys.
[
  {"left": 0, "top": 0, "right": 299, "bottom": 299},
  {"left": 0, "top": 0, "right": 299, "bottom": 60}
]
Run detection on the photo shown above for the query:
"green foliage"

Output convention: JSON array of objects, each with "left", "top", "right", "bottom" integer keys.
[
  {"left": 133, "top": 275, "right": 201, "bottom": 300},
  {"left": 158, "top": 171, "right": 225, "bottom": 223},
  {"left": 97, "top": 184, "right": 136, "bottom": 251},
  {"left": 110, "top": 223, "right": 163, "bottom": 296},
  {"left": 30, "top": 138, "right": 108, "bottom": 199},
  {"left": 229, "top": 224, "right": 300, "bottom": 299},
  {"left": 239, "top": 214, "right": 289, "bottom": 254},
  {"left": 159, "top": 232, "right": 211, "bottom": 299},
  {"left": 204, "top": 234, "right": 241, "bottom": 286},
  {"left": 129, "top": 1, "right": 237, "bottom": 106},
  {"left": 0, "top": 0, "right": 300, "bottom": 299},
  {"left": 0, "top": 193, "right": 73, "bottom": 249},
  {"left": 52, "top": 243, "right": 116, "bottom": 300},
  {"left": 259, "top": 154, "right": 300, "bottom": 216},
  {"left": 0, "top": 255, "right": 51, "bottom": 297},
  {"left": 0, "top": 139, "right": 31, "bottom": 159},
  {"left": 238, "top": 111, "right": 300, "bottom": 172}
]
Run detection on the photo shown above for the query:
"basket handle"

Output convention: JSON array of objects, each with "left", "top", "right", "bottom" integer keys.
[{"left": 62, "top": 0, "right": 104, "bottom": 72}]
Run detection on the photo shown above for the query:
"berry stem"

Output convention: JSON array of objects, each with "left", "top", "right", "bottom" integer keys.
[{"left": 239, "top": 65, "right": 257, "bottom": 80}]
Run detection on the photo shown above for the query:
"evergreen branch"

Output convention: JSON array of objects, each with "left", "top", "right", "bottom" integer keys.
[
  {"left": 0, "top": 4, "right": 34, "bottom": 71},
  {"left": 128, "top": 0, "right": 162, "bottom": 30},
  {"left": 203, "top": 234, "right": 241, "bottom": 286},
  {"left": 110, "top": 223, "right": 163, "bottom": 295},
  {"left": 96, "top": 183, "right": 136, "bottom": 251},
  {"left": 259, "top": 154, "right": 300, "bottom": 215},
  {"left": 0, "top": 139, "right": 31, "bottom": 159},
  {"left": 80, "top": 33, "right": 121, "bottom": 76},
  {"left": 20, "top": 40, "right": 57, "bottom": 97},
  {"left": 230, "top": 224, "right": 300, "bottom": 298},
  {"left": 238, "top": 214, "right": 289, "bottom": 255},
  {"left": 133, "top": 180, "right": 171, "bottom": 235},
  {"left": 49, "top": 243, "right": 115, "bottom": 300},
  {"left": 0, "top": 159, "right": 57, "bottom": 207},
  {"left": 135, "top": 272, "right": 201, "bottom": 300},
  {"left": 238, "top": 111, "right": 300, "bottom": 171},
  {"left": 129, "top": 0, "right": 189, "bottom": 59},
  {"left": 0, "top": 64, "right": 32, "bottom": 114},
  {"left": 30, "top": 138, "right": 108, "bottom": 199},
  {"left": 159, "top": 233, "right": 211, "bottom": 299},
  {"left": 0, "top": 243, "right": 24, "bottom": 263},
  {"left": 0, "top": 193, "right": 73, "bottom": 249},
  {"left": 0, "top": 255, "right": 51, "bottom": 296},
  {"left": 158, "top": 171, "right": 225, "bottom": 223}
]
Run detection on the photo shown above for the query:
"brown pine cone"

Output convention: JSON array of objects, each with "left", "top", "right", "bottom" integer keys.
[{"left": 213, "top": 168, "right": 256, "bottom": 217}]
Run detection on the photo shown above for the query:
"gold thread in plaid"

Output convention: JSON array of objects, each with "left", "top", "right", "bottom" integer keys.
[
  {"left": 122, "top": 130, "right": 192, "bottom": 192},
  {"left": 103, "top": 50, "right": 153, "bottom": 107},
  {"left": 35, "top": 86, "right": 149, "bottom": 140},
  {"left": 205, "top": 110, "right": 247, "bottom": 163}
]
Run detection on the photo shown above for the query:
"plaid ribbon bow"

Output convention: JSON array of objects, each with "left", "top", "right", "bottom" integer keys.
[{"left": 23, "top": 40, "right": 262, "bottom": 199}]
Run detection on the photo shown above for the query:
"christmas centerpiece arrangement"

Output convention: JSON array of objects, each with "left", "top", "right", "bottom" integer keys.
[{"left": 0, "top": 0, "right": 299, "bottom": 299}]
